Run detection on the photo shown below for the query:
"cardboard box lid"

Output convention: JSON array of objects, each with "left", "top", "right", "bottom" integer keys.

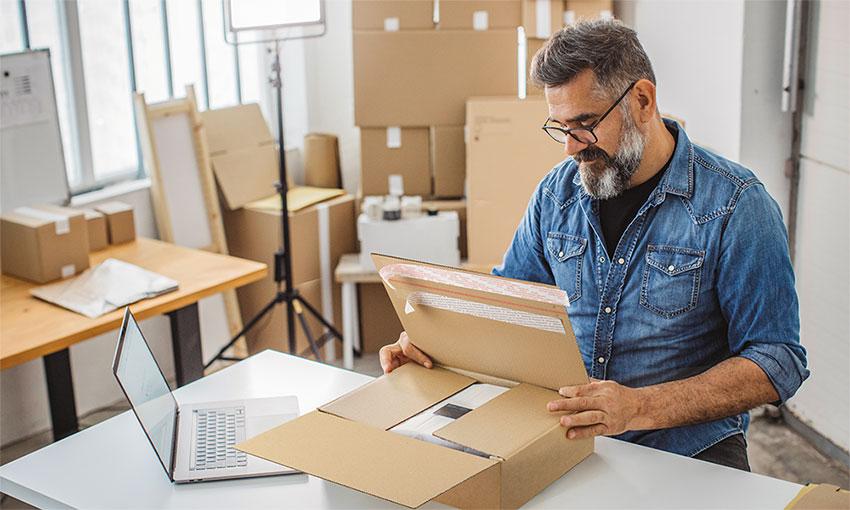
[
  {"left": 372, "top": 254, "right": 588, "bottom": 391},
  {"left": 201, "top": 103, "right": 274, "bottom": 155},
  {"left": 210, "top": 144, "right": 280, "bottom": 210},
  {"left": 244, "top": 186, "right": 346, "bottom": 214},
  {"left": 237, "top": 409, "right": 499, "bottom": 509},
  {"left": 321, "top": 362, "right": 475, "bottom": 430}
]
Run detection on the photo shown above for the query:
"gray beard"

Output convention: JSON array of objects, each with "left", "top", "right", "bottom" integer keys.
[{"left": 577, "top": 115, "right": 646, "bottom": 200}]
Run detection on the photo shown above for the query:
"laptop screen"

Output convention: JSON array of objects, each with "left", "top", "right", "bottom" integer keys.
[{"left": 113, "top": 309, "right": 178, "bottom": 477}]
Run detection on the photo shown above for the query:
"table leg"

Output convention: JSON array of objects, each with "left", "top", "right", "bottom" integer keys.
[
  {"left": 342, "top": 282, "right": 355, "bottom": 370},
  {"left": 43, "top": 349, "right": 79, "bottom": 441},
  {"left": 168, "top": 303, "right": 203, "bottom": 387}
]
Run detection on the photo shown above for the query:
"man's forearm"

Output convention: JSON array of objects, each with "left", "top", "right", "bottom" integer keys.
[{"left": 629, "top": 357, "right": 780, "bottom": 431}]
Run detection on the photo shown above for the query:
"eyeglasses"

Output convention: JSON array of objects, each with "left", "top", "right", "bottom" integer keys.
[{"left": 541, "top": 81, "right": 638, "bottom": 145}]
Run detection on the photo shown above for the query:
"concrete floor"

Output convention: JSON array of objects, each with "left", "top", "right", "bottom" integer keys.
[{"left": 1, "top": 353, "right": 847, "bottom": 509}]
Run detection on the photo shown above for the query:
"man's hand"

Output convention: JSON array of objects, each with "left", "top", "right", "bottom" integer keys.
[
  {"left": 379, "top": 331, "right": 433, "bottom": 374},
  {"left": 547, "top": 379, "right": 646, "bottom": 439}
]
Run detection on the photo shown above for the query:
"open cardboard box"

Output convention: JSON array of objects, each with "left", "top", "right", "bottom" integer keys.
[{"left": 238, "top": 254, "right": 593, "bottom": 509}]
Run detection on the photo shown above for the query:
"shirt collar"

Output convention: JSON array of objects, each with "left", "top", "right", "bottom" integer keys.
[{"left": 570, "top": 119, "right": 694, "bottom": 199}]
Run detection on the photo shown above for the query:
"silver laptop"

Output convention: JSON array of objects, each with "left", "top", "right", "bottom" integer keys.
[{"left": 112, "top": 308, "right": 299, "bottom": 483}]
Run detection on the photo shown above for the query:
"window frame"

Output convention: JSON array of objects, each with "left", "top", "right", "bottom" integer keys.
[{"left": 10, "top": 0, "right": 244, "bottom": 196}]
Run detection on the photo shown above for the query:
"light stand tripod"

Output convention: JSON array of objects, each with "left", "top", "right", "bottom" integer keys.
[{"left": 206, "top": 38, "right": 342, "bottom": 369}]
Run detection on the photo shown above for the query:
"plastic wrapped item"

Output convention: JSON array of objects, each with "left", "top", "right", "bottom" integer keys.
[{"left": 389, "top": 383, "right": 509, "bottom": 457}]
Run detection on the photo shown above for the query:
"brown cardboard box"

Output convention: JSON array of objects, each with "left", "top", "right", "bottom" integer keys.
[
  {"left": 438, "top": 1, "right": 522, "bottom": 29},
  {"left": 238, "top": 254, "right": 592, "bottom": 509},
  {"left": 354, "top": 30, "right": 518, "bottom": 127},
  {"left": 201, "top": 104, "right": 281, "bottom": 210},
  {"left": 522, "top": 0, "right": 564, "bottom": 39},
  {"left": 304, "top": 133, "right": 342, "bottom": 189},
  {"left": 430, "top": 126, "right": 465, "bottom": 198},
  {"left": 80, "top": 208, "right": 108, "bottom": 251},
  {"left": 94, "top": 201, "right": 136, "bottom": 244},
  {"left": 353, "top": 1, "right": 521, "bottom": 31},
  {"left": 358, "top": 281, "right": 404, "bottom": 353},
  {"left": 0, "top": 205, "right": 90, "bottom": 283},
  {"left": 360, "top": 127, "right": 431, "bottom": 197},
  {"left": 353, "top": 0, "right": 434, "bottom": 30},
  {"left": 422, "top": 199, "right": 467, "bottom": 259},
  {"left": 466, "top": 97, "right": 564, "bottom": 265},
  {"left": 223, "top": 194, "right": 357, "bottom": 353},
  {"left": 563, "top": 0, "right": 614, "bottom": 23}
]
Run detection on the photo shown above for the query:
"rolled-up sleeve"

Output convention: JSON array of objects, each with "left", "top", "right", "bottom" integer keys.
[
  {"left": 492, "top": 180, "right": 556, "bottom": 285},
  {"left": 716, "top": 182, "right": 809, "bottom": 404}
]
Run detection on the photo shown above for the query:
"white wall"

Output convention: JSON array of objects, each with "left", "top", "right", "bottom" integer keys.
[{"left": 784, "top": 0, "right": 850, "bottom": 453}]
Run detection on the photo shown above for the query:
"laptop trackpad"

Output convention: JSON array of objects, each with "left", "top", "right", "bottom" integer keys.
[{"left": 247, "top": 413, "right": 296, "bottom": 438}]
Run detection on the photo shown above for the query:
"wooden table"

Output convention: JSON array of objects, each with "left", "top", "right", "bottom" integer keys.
[{"left": 1, "top": 238, "right": 267, "bottom": 440}]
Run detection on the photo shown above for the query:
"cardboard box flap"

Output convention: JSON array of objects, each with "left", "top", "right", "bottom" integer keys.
[
  {"left": 209, "top": 145, "right": 279, "bottom": 210},
  {"left": 433, "top": 383, "right": 562, "bottom": 459},
  {"left": 244, "top": 186, "right": 347, "bottom": 213},
  {"left": 201, "top": 103, "right": 274, "bottom": 155},
  {"left": 321, "top": 362, "right": 476, "bottom": 430},
  {"left": 237, "top": 410, "right": 499, "bottom": 509},
  {"left": 372, "top": 254, "right": 588, "bottom": 391}
]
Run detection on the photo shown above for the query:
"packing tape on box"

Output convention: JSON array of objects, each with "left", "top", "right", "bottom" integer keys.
[
  {"left": 535, "top": 0, "right": 552, "bottom": 39},
  {"left": 432, "top": 0, "right": 440, "bottom": 24},
  {"left": 517, "top": 27, "right": 528, "bottom": 99},
  {"left": 406, "top": 291, "right": 566, "bottom": 334},
  {"left": 15, "top": 207, "right": 70, "bottom": 235},
  {"left": 61, "top": 264, "right": 76, "bottom": 279},
  {"left": 383, "top": 17, "right": 399, "bottom": 31},
  {"left": 564, "top": 10, "right": 575, "bottom": 25},
  {"left": 317, "top": 202, "right": 336, "bottom": 350},
  {"left": 472, "top": 10, "right": 489, "bottom": 31},
  {"left": 386, "top": 126, "right": 402, "bottom": 148}
]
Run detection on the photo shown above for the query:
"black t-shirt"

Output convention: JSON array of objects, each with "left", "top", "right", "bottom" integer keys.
[{"left": 599, "top": 125, "right": 677, "bottom": 259}]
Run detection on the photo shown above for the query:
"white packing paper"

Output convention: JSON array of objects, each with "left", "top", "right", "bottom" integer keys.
[{"left": 31, "top": 258, "right": 179, "bottom": 318}]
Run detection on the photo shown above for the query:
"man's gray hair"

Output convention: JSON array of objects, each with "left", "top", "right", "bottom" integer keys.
[{"left": 531, "top": 19, "right": 656, "bottom": 100}]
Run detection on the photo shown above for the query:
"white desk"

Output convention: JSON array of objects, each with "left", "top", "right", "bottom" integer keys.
[{"left": 0, "top": 351, "right": 803, "bottom": 509}]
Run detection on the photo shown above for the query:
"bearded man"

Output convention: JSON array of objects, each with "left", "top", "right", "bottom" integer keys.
[{"left": 380, "top": 19, "right": 809, "bottom": 471}]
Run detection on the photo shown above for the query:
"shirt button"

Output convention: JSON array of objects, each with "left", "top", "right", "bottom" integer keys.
[
  {"left": 558, "top": 251, "right": 564, "bottom": 258},
  {"left": 604, "top": 306, "right": 612, "bottom": 314},
  {"left": 617, "top": 258, "right": 625, "bottom": 265},
  {"left": 668, "top": 265, "right": 676, "bottom": 272},
  {"left": 597, "top": 357, "right": 605, "bottom": 363},
  {"left": 599, "top": 256, "right": 605, "bottom": 263}
]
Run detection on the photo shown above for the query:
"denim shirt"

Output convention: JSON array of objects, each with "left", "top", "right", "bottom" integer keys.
[{"left": 493, "top": 120, "right": 809, "bottom": 457}]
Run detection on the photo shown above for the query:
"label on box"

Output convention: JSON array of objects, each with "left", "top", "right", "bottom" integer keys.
[
  {"left": 600, "top": 10, "right": 613, "bottom": 20},
  {"left": 61, "top": 264, "right": 75, "bottom": 278},
  {"left": 383, "top": 17, "right": 400, "bottom": 32},
  {"left": 564, "top": 10, "right": 576, "bottom": 25},
  {"left": 386, "top": 126, "right": 402, "bottom": 149},
  {"left": 14, "top": 207, "right": 70, "bottom": 235},
  {"left": 472, "top": 11, "right": 489, "bottom": 31}
]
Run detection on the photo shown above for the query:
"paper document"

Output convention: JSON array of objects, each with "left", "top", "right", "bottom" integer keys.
[
  {"left": 389, "top": 383, "right": 508, "bottom": 457},
  {"left": 31, "top": 258, "right": 178, "bottom": 318}
]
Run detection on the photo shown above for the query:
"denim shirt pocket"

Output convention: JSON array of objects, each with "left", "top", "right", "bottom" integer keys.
[
  {"left": 546, "top": 232, "right": 587, "bottom": 303},
  {"left": 640, "top": 244, "right": 705, "bottom": 319}
]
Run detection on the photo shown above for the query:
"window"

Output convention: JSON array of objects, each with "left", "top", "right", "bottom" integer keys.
[{"left": 5, "top": 0, "right": 258, "bottom": 195}]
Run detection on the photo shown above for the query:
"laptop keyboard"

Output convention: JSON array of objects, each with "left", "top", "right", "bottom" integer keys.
[{"left": 190, "top": 406, "right": 248, "bottom": 471}]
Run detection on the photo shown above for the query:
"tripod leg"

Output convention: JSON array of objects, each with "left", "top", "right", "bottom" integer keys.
[
  {"left": 293, "top": 300, "right": 323, "bottom": 362},
  {"left": 204, "top": 294, "right": 281, "bottom": 370},
  {"left": 295, "top": 294, "right": 343, "bottom": 341}
]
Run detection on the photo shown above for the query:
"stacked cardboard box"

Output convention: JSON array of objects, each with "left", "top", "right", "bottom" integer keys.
[
  {"left": 353, "top": 0, "right": 521, "bottom": 200},
  {"left": 354, "top": 1, "right": 528, "bottom": 353},
  {"left": 201, "top": 104, "right": 356, "bottom": 358}
]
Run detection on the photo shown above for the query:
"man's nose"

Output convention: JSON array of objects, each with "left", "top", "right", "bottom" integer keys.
[{"left": 563, "top": 136, "right": 588, "bottom": 157}]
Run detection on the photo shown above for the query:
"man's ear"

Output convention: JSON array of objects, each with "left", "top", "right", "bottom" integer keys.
[{"left": 632, "top": 79, "right": 657, "bottom": 123}]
